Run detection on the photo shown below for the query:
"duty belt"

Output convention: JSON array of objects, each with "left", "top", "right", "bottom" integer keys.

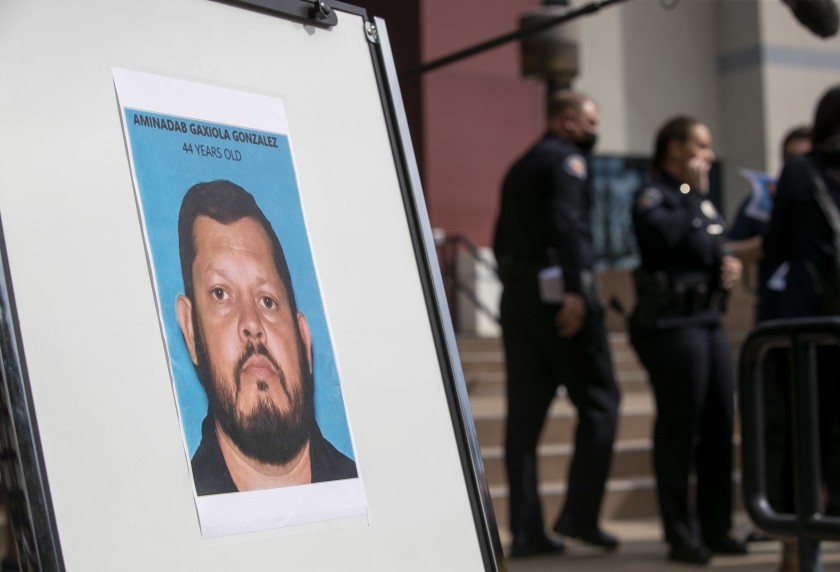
[{"left": 634, "top": 268, "right": 724, "bottom": 318}]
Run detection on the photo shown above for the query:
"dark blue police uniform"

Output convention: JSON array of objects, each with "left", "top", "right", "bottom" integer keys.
[
  {"left": 629, "top": 173, "right": 737, "bottom": 553},
  {"left": 493, "top": 131, "right": 620, "bottom": 548}
]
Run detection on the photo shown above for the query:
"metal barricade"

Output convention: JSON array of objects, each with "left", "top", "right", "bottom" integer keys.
[{"left": 739, "top": 317, "right": 840, "bottom": 572}]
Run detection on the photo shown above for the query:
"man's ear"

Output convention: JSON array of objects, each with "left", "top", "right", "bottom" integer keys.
[
  {"left": 297, "top": 311, "right": 313, "bottom": 375},
  {"left": 560, "top": 108, "right": 578, "bottom": 136},
  {"left": 176, "top": 295, "right": 199, "bottom": 365}
]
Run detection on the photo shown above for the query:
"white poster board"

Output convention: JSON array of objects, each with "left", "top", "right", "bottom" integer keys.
[{"left": 0, "top": 0, "right": 501, "bottom": 569}]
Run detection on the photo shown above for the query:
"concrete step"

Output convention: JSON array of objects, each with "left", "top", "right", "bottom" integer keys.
[
  {"left": 458, "top": 331, "right": 637, "bottom": 354},
  {"left": 457, "top": 336, "right": 502, "bottom": 354},
  {"left": 459, "top": 333, "right": 653, "bottom": 397},
  {"left": 481, "top": 438, "right": 744, "bottom": 489},
  {"left": 490, "top": 478, "right": 747, "bottom": 533},
  {"left": 459, "top": 329, "right": 750, "bottom": 400},
  {"left": 463, "top": 368, "right": 650, "bottom": 397},
  {"left": 461, "top": 361, "right": 650, "bottom": 392},
  {"left": 491, "top": 476, "right": 661, "bottom": 524},
  {"left": 481, "top": 439, "right": 654, "bottom": 485},
  {"left": 457, "top": 331, "right": 749, "bottom": 361},
  {"left": 470, "top": 393, "right": 656, "bottom": 450},
  {"left": 500, "top": 516, "right": 840, "bottom": 570}
]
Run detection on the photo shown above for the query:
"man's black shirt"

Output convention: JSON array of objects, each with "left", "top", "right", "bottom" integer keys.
[{"left": 191, "top": 414, "right": 358, "bottom": 496}]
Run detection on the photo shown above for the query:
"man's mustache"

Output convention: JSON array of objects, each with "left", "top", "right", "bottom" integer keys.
[{"left": 233, "top": 342, "right": 290, "bottom": 402}]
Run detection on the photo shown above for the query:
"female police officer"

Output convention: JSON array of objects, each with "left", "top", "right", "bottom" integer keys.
[{"left": 629, "top": 116, "right": 746, "bottom": 565}]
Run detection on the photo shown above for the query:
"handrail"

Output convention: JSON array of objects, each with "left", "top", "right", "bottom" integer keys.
[
  {"left": 739, "top": 317, "right": 840, "bottom": 572},
  {"left": 439, "top": 233, "right": 499, "bottom": 278},
  {"left": 435, "top": 233, "right": 501, "bottom": 328}
]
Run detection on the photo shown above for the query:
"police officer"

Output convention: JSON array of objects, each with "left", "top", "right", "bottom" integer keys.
[
  {"left": 629, "top": 116, "right": 746, "bottom": 565},
  {"left": 493, "top": 90, "right": 620, "bottom": 558}
]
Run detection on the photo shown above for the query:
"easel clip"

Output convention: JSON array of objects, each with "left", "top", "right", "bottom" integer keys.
[{"left": 224, "top": 0, "right": 339, "bottom": 29}]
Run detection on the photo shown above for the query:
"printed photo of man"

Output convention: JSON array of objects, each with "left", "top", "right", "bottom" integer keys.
[{"left": 175, "top": 180, "right": 358, "bottom": 495}]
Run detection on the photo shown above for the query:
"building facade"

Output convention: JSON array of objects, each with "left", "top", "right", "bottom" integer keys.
[{"left": 361, "top": 0, "right": 840, "bottom": 333}]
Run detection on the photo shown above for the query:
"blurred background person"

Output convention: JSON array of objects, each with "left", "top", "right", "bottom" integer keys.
[
  {"left": 727, "top": 126, "right": 812, "bottom": 569},
  {"left": 762, "top": 85, "right": 840, "bottom": 571},
  {"left": 729, "top": 126, "right": 812, "bottom": 322},
  {"left": 765, "top": 85, "right": 840, "bottom": 321},
  {"left": 629, "top": 116, "right": 746, "bottom": 565}
]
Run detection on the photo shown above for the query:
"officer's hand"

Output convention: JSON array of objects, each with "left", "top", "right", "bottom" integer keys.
[
  {"left": 555, "top": 293, "right": 586, "bottom": 338},
  {"left": 721, "top": 255, "right": 742, "bottom": 290},
  {"left": 686, "top": 157, "right": 711, "bottom": 195}
]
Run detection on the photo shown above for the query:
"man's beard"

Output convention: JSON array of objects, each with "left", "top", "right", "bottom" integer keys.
[{"left": 193, "top": 321, "right": 315, "bottom": 466}]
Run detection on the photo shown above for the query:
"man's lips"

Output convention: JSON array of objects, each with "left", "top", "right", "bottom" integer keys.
[{"left": 240, "top": 355, "right": 279, "bottom": 380}]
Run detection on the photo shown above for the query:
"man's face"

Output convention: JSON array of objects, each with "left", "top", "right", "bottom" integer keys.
[
  {"left": 177, "top": 215, "right": 314, "bottom": 465},
  {"left": 561, "top": 99, "right": 599, "bottom": 153},
  {"left": 576, "top": 100, "right": 599, "bottom": 139}
]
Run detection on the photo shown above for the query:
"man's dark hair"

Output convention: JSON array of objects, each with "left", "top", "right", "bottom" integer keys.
[
  {"left": 548, "top": 90, "right": 592, "bottom": 121},
  {"left": 178, "top": 180, "right": 297, "bottom": 313},
  {"left": 652, "top": 115, "right": 702, "bottom": 174}
]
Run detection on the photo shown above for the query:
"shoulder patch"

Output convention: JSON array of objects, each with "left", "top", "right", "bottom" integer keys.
[
  {"left": 563, "top": 154, "right": 587, "bottom": 180},
  {"left": 636, "top": 187, "right": 663, "bottom": 212}
]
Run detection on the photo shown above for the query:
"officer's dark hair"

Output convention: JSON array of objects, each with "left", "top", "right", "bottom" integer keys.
[
  {"left": 548, "top": 90, "right": 591, "bottom": 120},
  {"left": 177, "top": 180, "right": 297, "bottom": 313},
  {"left": 812, "top": 84, "right": 840, "bottom": 153},
  {"left": 652, "top": 116, "right": 701, "bottom": 174},
  {"left": 782, "top": 125, "right": 812, "bottom": 151}
]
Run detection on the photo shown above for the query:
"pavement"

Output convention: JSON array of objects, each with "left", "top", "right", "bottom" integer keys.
[{"left": 501, "top": 518, "right": 840, "bottom": 571}]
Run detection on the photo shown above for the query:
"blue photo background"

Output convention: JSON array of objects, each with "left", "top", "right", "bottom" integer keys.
[{"left": 125, "top": 108, "right": 354, "bottom": 460}]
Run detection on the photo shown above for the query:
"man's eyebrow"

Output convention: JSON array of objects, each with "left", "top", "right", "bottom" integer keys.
[
  {"left": 199, "top": 265, "right": 288, "bottom": 295},
  {"left": 253, "top": 276, "right": 285, "bottom": 293},
  {"left": 197, "top": 264, "right": 232, "bottom": 281}
]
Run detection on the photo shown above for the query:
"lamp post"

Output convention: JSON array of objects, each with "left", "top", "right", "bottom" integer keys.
[{"left": 519, "top": 0, "right": 580, "bottom": 115}]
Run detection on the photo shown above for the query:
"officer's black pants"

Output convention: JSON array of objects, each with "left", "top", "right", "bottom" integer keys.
[
  {"left": 500, "top": 285, "right": 620, "bottom": 537},
  {"left": 630, "top": 321, "right": 734, "bottom": 546}
]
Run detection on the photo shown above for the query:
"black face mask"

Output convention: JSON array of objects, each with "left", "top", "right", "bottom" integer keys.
[{"left": 578, "top": 131, "right": 598, "bottom": 154}]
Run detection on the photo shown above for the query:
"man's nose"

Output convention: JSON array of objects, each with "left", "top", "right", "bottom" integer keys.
[{"left": 239, "top": 299, "right": 265, "bottom": 342}]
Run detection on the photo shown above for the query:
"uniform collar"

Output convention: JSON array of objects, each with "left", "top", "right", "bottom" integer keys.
[
  {"left": 655, "top": 171, "right": 684, "bottom": 190},
  {"left": 544, "top": 130, "right": 583, "bottom": 153}
]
